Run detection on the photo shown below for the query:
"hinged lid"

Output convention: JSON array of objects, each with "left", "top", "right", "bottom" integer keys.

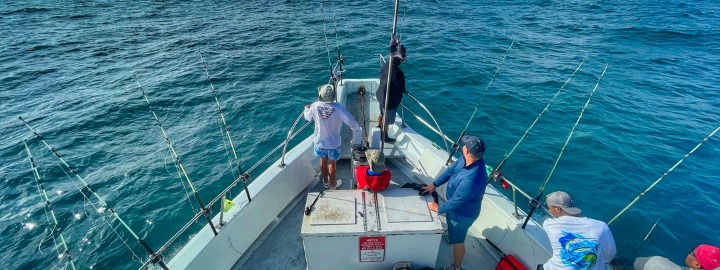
[{"left": 311, "top": 196, "right": 357, "bottom": 225}]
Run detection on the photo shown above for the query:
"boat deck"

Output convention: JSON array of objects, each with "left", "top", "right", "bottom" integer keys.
[{"left": 234, "top": 159, "right": 499, "bottom": 269}]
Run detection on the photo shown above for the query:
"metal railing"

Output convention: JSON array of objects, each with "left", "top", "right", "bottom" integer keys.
[
  {"left": 491, "top": 173, "right": 551, "bottom": 221},
  {"left": 140, "top": 118, "right": 312, "bottom": 269}
]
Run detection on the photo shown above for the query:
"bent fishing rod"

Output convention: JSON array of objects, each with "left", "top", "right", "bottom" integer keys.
[
  {"left": 19, "top": 117, "right": 168, "bottom": 269},
  {"left": 445, "top": 40, "right": 515, "bottom": 165},
  {"left": 380, "top": 0, "right": 402, "bottom": 150},
  {"left": 521, "top": 64, "right": 608, "bottom": 229},
  {"left": 23, "top": 141, "right": 77, "bottom": 270},
  {"left": 608, "top": 124, "right": 720, "bottom": 225},
  {"left": 134, "top": 75, "right": 219, "bottom": 236},
  {"left": 634, "top": 218, "right": 660, "bottom": 256},
  {"left": 490, "top": 60, "right": 585, "bottom": 178},
  {"left": 199, "top": 53, "right": 251, "bottom": 203}
]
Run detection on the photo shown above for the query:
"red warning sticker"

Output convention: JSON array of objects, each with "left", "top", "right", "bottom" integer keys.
[{"left": 359, "top": 236, "right": 386, "bottom": 262}]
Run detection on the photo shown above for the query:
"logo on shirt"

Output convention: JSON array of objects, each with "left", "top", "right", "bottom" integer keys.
[
  {"left": 318, "top": 105, "right": 335, "bottom": 120},
  {"left": 558, "top": 232, "right": 599, "bottom": 269}
]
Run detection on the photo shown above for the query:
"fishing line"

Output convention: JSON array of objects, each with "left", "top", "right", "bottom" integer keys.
[
  {"left": 19, "top": 127, "right": 154, "bottom": 267},
  {"left": 321, "top": 3, "right": 333, "bottom": 78},
  {"left": 397, "top": 1, "right": 408, "bottom": 41},
  {"left": 133, "top": 75, "right": 219, "bottom": 236},
  {"left": 608, "top": 124, "right": 720, "bottom": 225},
  {"left": 199, "top": 53, "right": 252, "bottom": 202},
  {"left": 24, "top": 141, "right": 77, "bottom": 270},
  {"left": 490, "top": 60, "right": 585, "bottom": 176},
  {"left": 538, "top": 64, "right": 608, "bottom": 192},
  {"left": 444, "top": 40, "right": 515, "bottom": 165},
  {"left": 164, "top": 149, "right": 197, "bottom": 213},
  {"left": 56, "top": 156, "right": 143, "bottom": 263},
  {"left": 519, "top": 64, "right": 608, "bottom": 229}
]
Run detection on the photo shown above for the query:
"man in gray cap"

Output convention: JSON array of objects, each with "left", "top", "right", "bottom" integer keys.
[
  {"left": 542, "top": 191, "right": 617, "bottom": 270},
  {"left": 422, "top": 135, "right": 488, "bottom": 270},
  {"left": 304, "top": 84, "right": 362, "bottom": 190}
]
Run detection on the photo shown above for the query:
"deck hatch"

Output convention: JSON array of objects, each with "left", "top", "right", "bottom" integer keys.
[
  {"left": 382, "top": 190, "right": 433, "bottom": 223},
  {"left": 310, "top": 197, "right": 357, "bottom": 225}
]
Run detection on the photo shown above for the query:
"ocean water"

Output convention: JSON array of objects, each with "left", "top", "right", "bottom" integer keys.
[{"left": 1, "top": 1, "right": 719, "bottom": 269}]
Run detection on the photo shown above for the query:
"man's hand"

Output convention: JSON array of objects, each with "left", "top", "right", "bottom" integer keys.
[
  {"left": 304, "top": 105, "right": 310, "bottom": 110},
  {"left": 427, "top": 202, "right": 438, "bottom": 212},
  {"left": 421, "top": 184, "right": 436, "bottom": 194}
]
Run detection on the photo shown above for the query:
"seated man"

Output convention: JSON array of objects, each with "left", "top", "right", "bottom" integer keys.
[
  {"left": 634, "top": 244, "right": 720, "bottom": 270},
  {"left": 355, "top": 149, "right": 391, "bottom": 191},
  {"left": 542, "top": 191, "right": 616, "bottom": 270}
]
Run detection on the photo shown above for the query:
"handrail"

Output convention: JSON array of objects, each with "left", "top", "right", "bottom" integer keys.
[
  {"left": 404, "top": 93, "right": 450, "bottom": 152},
  {"left": 140, "top": 118, "right": 312, "bottom": 269},
  {"left": 280, "top": 112, "right": 307, "bottom": 167},
  {"left": 492, "top": 174, "right": 552, "bottom": 219},
  {"left": 400, "top": 104, "right": 454, "bottom": 148},
  {"left": 248, "top": 121, "right": 312, "bottom": 175}
]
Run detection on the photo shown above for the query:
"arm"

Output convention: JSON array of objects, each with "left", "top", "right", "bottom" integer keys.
[
  {"left": 338, "top": 106, "right": 362, "bottom": 145},
  {"left": 398, "top": 69, "right": 407, "bottom": 94},
  {"left": 432, "top": 160, "right": 458, "bottom": 187},
  {"left": 438, "top": 177, "right": 475, "bottom": 214},
  {"left": 303, "top": 104, "right": 314, "bottom": 121},
  {"left": 601, "top": 224, "right": 617, "bottom": 264}
]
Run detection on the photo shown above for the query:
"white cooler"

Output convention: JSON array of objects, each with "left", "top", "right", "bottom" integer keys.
[{"left": 301, "top": 188, "right": 443, "bottom": 269}]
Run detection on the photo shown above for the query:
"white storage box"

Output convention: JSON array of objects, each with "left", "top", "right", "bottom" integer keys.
[{"left": 301, "top": 188, "right": 443, "bottom": 269}]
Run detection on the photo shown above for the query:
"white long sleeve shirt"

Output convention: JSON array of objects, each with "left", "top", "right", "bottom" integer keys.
[
  {"left": 543, "top": 215, "right": 617, "bottom": 270},
  {"left": 303, "top": 101, "right": 361, "bottom": 149}
]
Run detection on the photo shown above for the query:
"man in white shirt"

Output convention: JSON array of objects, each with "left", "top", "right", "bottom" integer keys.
[
  {"left": 304, "top": 84, "right": 362, "bottom": 189},
  {"left": 542, "top": 191, "right": 616, "bottom": 270}
]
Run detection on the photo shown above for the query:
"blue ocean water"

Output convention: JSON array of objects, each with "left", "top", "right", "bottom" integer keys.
[{"left": 1, "top": 1, "right": 718, "bottom": 269}]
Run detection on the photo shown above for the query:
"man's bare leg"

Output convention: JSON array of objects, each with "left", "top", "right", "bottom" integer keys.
[
  {"left": 453, "top": 243, "right": 465, "bottom": 269},
  {"left": 320, "top": 157, "right": 329, "bottom": 185},
  {"left": 328, "top": 159, "right": 338, "bottom": 187}
]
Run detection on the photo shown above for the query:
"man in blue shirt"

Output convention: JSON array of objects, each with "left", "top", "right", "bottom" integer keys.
[{"left": 423, "top": 135, "right": 487, "bottom": 270}]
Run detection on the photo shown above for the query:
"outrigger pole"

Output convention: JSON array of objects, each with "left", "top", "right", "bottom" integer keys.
[
  {"left": 19, "top": 117, "right": 169, "bottom": 270},
  {"left": 23, "top": 141, "right": 77, "bottom": 270},
  {"left": 522, "top": 64, "right": 608, "bottom": 229},
  {"left": 380, "top": 0, "right": 401, "bottom": 150},
  {"left": 199, "top": 53, "right": 251, "bottom": 203},
  {"left": 134, "top": 75, "right": 219, "bottom": 236},
  {"left": 490, "top": 60, "right": 585, "bottom": 177},
  {"left": 608, "top": 124, "right": 720, "bottom": 225},
  {"left": 444, "top": 40, "right": 515, "bottom": 166}
]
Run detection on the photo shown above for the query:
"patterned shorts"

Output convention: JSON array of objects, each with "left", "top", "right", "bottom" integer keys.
[{"left": 313, "top": 145, "right": 340, "bottom": 161}]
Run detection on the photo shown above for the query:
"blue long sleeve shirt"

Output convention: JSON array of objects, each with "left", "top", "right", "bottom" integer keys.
[{"left": 432, "top": 157, "right": 487, "bottom": 219}]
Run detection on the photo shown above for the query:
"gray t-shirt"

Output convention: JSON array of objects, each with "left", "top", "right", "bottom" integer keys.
[{"left": 634, "top": 256, "right": 690, "bottom": 270}]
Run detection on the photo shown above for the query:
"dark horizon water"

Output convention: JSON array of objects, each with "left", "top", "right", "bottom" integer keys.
[{"left": 1, "top": 1, "right": 719, "bottom": 269}]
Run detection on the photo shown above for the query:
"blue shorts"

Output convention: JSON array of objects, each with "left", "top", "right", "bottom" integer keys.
[
  {"left": 447, "top": 212, "right": 476, "bottom": 244},
  {"left": 313, "top": 145, "right": 340, "bottom": 161}
]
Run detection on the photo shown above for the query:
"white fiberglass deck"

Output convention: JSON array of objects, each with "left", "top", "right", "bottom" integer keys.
[{"left": 234, "top": 159, "right": 498, "bottom": 269}]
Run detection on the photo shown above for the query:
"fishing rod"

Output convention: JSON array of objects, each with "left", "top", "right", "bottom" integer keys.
[
  {"left": 444, "top": 40, "right": 515, "bottom": 166},
  {"left": 330, "top": 0, "right": 344, "bottom": 85},
  {"left": 133, "top": 75, "right": 219, "bottom": 236},
  {"left": 380, "top": 0, "right": 401, "bottom": 150},
  {"left": 521, "top": 64, "right": 608, "bottom": 229},
  {"left": 489, "top": 60, "right": 585, "bottom": 177},
  {"left": 18, "top": 117, "right": 168, "bottom": 269},
  {"left": 23, "top": 141, "right": 77, "bottom": 270},
  {"left": 634, "top": 218, "right": 660, "bottom": 256},
  {"left": 199, "top": 53, "right": 252, "bottom": 203},
  {"left": 608, "top": 124, "right": 720, "bottom": 225}
]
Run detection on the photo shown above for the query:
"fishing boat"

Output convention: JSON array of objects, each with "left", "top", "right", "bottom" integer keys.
[
  {"left": 154, "top": 74, "right": 554, "bottom": 269},
  {"left": 18, "top": 1, "right": 720, "bottom": 270}
]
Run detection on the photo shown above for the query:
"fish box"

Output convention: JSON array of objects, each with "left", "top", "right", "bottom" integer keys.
[{"left": 301, "top": 188, "right": 443, "bottom": 269}]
